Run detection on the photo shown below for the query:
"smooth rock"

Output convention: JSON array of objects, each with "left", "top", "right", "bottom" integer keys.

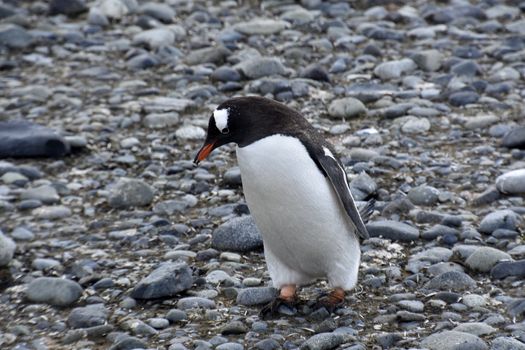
[
  {"left": 300, "top": 332, "right": 345, "bottom": 350},
  {"left": 234, "top": 18, "right": 288, "bottom": 35},
  {"left": 175, "top": 125, "right": 206, "bottom": 141},
  {"left": 424, "top": 271, "right": 476, "bottom": 291},
  {"left": 491, "top": 260, "right": 525, "bottom": 279},
  {"left": 212, "top": 216, "right": 263, "bottom": 252},
  {"left": 328, "top": 97, "right": 367, "bottom": 119},
  {"left": 374, "top": 58, "right": 417, "bottom": 80},
  {"left": 21, "top": 185, "right": 59, "bottom": 204},
  {"left": 0, "top": 24, "right": 33, "bottom": 49},
  {"left": 49, "top": 0, "right": 87, "bottom": 17},
  {"left": 131, "top": 262, "right": 193, "bottom": 299},
  {"left": 453, "top": 322, "right": 496, "bottom": 336},
  {"left": 367, "top": 220, "right": 419, "bottom": 242},
  {"left": 98, "top": 0, "right": 129, "bottom": 19},
  {"left": 465, "top": 247, "right": 512, "bottom": 272},
  {"left": 496, "top": 169, "right": 525, "bottom": 194},
  {"left": 421, "top": 331, "right": 487, "bottom": 350},
  {"left": 26, "top": 277, "right": 83, "bottom": 306},
  {"left": 236, "top": 57, "right": 287, "bottom": 79},
  {"left": 479, "top": 210, "right": 521, "bottom": 234},
  {"left": 177, "top": 297, "right": 216, "bottom": 310},
  {"left": 133, "top": 28, "right": 175, "bottom": 49},
  {"left": 0, "top": 232, "right": 16, "bottom": 266},
  {"left": 491, "top": 337, "right": 525, "bottom": 350},
  {"left": 67, "top": 304, "right": 108, "bottom": 329},
  {"left": 412, "top": 49, "right": 443, "bottom": 72},
  {"left": 501, "top": 127, "right": 525, "bottom": 149},
  {"left": 108, "top": 178, "right": 154, "bottom": 209},
  {"left": 236, "top": 287, "right": 278, "bottom": 306}
]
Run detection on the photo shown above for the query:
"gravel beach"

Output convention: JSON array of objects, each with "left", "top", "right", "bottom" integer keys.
[{"left": 1, "top": 0, "right": 525, "bottom": 349}]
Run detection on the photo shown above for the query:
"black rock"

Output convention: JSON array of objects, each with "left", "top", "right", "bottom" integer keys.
[
  {"left": 300, "top": 64, "right": 330, "bottom": 82},
  {"left": 0, "top": 120, "right": 70, "bottom": 158},
  {"left": 131, "top": 262, "right": 193, "bottom": 299},
  {"left": 211, "top": 216, "right": 263, "bottom": 252},
  {"left": 491, "top": 260, "right": 525, "bottom": 279},
  {"left": 49, "top": 0, "right": 87, "bottom": 17},
  {"left": 502, "top": 126, "right": 525, "bottom": 149}
]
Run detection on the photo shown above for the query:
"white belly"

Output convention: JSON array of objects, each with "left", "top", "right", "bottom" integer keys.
[{"left": 236, "top": 135, "right": 360, "bottom": 289}]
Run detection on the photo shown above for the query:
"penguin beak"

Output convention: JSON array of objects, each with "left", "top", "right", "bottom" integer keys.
[{"left": 194, "top": 141, "right": 216, "bottom": 165}]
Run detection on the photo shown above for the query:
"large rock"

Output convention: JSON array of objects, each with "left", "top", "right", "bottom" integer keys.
[
  {"left": 300, "top": 332, "right": 345, "bottom": 350},
  {"left": 491, "top": 337, "right": 525, "bottom": 350},
  {"left": 496, "top": 169, "right": 525, "bottom": 194},
  {"left": 0, "top": 120, "right": 70, "bottom": 158},
  {"left": 67, "top": 304, "right": 109, "bottom": 329},
  {"left": 236, "top": 287, "right": 277, "bottom": 306},
  {"left": 465, "top": 246, "right": 512, "bottom": 272},
  {"left": 25, "top": 277, "right": 83, "bottom": 306},
  {"left": 212, "top": 216, "right": 263, "bottom": 252},
  {"left": 133, "top": 28, "right": 175, "bottom": 49},
  {"left": 479, "top": 209, "right": 521, "bottom": 234},
  {"left": 131, "top": 262, "right": 193, "bottom": 299},
  {"left": 21, "top": 185, "right": 60, "bottom": 204},
  {"left": 236, "top": 57, "right": 287, "bottom": 79},
  {"left": 374, "top": 58, "right": 417, "bottom": 80},
  {"left": 234, "top": 18, "right": 288, "bottom": 35},
  {"left": 0, "top": 231, "right": 16, "bottom": 266},
  {"left": 502, "top": 126, "right": 525, "bottom": 149},
  {"left": 424, "top": 271, "right": 476, "bottom": 291},
  {"left": 421, "top": 331, "right": 487, "bottom": 350},
  {"left": 49, "top": 0, "right": 87, "bottom": 17},
  {"left": 366, "top": 220, "right": 420, "bottom": 242},
  {"left": 0, "top": 24, "right": 33, "bottom": 49},
  {"left": 327, "top": 97, "right": 367, "bottom": 119},
  {"left": 108, "top": 178, "right": 155, "bottom": 209},
  {"left": 491, "top": 260, "right": 525, "bottom": 279}
]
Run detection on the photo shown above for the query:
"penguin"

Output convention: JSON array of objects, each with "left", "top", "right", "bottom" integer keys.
[{"left": 194, "top": 96, "right": 373, "bottom": 314}]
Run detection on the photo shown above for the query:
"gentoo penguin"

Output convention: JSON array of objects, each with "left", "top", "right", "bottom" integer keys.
[{"left": 194, "top": 96, "right": 373, "bottom": 313}]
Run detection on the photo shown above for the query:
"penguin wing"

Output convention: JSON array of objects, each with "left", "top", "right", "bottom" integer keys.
[{"left": 315, "top": 147, "right": 371, "bottom": 240}]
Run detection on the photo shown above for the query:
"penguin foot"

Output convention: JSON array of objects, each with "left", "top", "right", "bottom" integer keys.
[
  {"left": 313, "top": 288, "right": 345, "bottom": 313},
  {"left": 259, "top": 297, "right": 297, "bottom": 319}
]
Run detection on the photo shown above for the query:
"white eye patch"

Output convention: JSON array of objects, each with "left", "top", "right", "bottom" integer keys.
[{"left": 213, "top": 108, "right": 229, "bottom": 133}]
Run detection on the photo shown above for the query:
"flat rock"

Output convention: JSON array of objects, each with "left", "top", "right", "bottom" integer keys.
[
  {"left": 374, "top": 58, "right": 417, "bottom": 80},
  {"left": 131, "top": 262, "right": 193, "bottom": 299},
  {"left": 496, "top": 169, "right": 525, "bottom": 194},
  {"left": 424, "top": 271, "right": 476, "bottom": 291},
  {"left": 366, "top": 220, "right": 420, "bottom": 242},
  {"left": 300, "top": 332, "right": 345, "bottom": 350},
  {"left": 0, "top": 24, "right": 33, "bottom": 49},
  {"left": 212, "top": 216, "right": 263, "bottom": 252},
  {"left": 0, "top": 120, "right": 70, "bottom": 158},
  {"left": 133, "top": 28, "right": 175, "bottom": 49},
  {"left": 479, "top": 209, "right": 521, "bottom": 234},
  {"left": 177, "top": 297, "right": 216, "bottom": 310},
  {"left": 465, "top": 246, "right": 512, "bottom": 272},
  {"left": 328, "top": 97, "right": 367, "bottom": 119},
  {"left": 236, "top": 287, "right": 278, "bottom": 306},
  {"left": 49, "top": 0, "right": 87, "bottom": 17},
  {"left": 236, "top": 57, "right": 287, "bottom": 79},
  {"left": 0, "top": 231, "right": 16, "bottom": 266},
  {"left": 21, "top": 185, "right": 60, "bottom": 204},
  {"left": 501, "top": 126, "right": 525, "bottom": 149},
  {"left": 67, "top": 304, "right": 109, "bottom": 329},
  {"left": 108, "top": 178, "right": 155, "bottom": 209},
  {"left": 25, "top": 277, "right": 83, "bottom": 306},
  {"left": 234, "top": 18, "right": 288, "bottom": 35},
  {"left": 421, "top": 331, "right": 487, "bottom": 350},
  {"left": 491, "top": 337, "right": 525, "bottom": 350},
  {"left": 97, "top": 0, "right": 129, "bottom": 19},
  {"left": 491, "top": 259, "right": 525, "bottom": 279},
  {"left": 453, "top": 322, "right": 496, "bottom": 336}
]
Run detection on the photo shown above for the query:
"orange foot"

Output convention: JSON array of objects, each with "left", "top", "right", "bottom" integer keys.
[
  {"left": 260, "top": 284, "right": 297, "bottom": 319},
  {"left": 314, "top": 287, "right": 346, "bottom": 312}
]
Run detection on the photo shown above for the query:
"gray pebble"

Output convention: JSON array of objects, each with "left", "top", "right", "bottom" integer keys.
[
  {"left": 26, "top": 277, "right": 83, "bottom": 306},
  {"left": 0, "top": 231, "right": 16, "bottom": 266},
  {"left": 421, "top": 330, "right": 487, "bottom": 350},
  {"left": 366, "top": 220, "right": 420, "bottom": 242},
  {"left": 67, "top": 304, "right": 108, "bottom": 329},
  {"left": 236, "top": 287, "right": 278, "bottom": 306},
  {"left": 108, "top": 178, "right": 155, "bottom": 209},
  {"left": 131, "top": 262, "right": 193, "bottom": 299},
  {"left": 212, "top": 216, "right": 263, "bottom": 252}
]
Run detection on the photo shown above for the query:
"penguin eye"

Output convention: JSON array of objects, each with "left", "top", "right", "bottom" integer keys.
[{"left": 221, "top": 127, "right": 230, "bottom": 134}]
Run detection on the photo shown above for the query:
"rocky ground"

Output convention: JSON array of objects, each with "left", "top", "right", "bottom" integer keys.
[{"left": 1, "top": 0, "right": 525, "bottom": 349}]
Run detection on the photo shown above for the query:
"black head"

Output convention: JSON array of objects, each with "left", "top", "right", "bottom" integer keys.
[{"left": 194, "top": 96, "right": 308, "bottom": 164}]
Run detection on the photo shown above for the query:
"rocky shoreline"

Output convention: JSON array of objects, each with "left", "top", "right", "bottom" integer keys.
[{"left": 1, "top": 0, "right": 525, "bottom": 349}]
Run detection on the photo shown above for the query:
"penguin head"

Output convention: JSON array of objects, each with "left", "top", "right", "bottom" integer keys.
[{"left": 194, "top": 96, "right": 302, "bottom": 164}]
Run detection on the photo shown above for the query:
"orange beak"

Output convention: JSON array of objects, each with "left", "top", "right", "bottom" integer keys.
[{"left": 194, "top": 141, "right": 216, "bottom": 165}]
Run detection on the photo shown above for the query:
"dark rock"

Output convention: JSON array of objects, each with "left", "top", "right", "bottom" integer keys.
[
  {"left": 212, "top": 216, "right": 263, "bottom": 252},
  {"left": 479, "top": 209, "right": 521, "bottom": 234},
  {"left": 300, "top": 332, "right": 345, "bottom": 350},
  {"left": 0, "top": 120, "right": 70, "bottom": 158},
  {"left": 366, "top": 220, "right": 419, "bottom": 242},
  {"left": 109, "top": 336, "right": 148, "bottom": 350},
  {"left": 491, "top": 260, "right": 525, "bottom": 279},
  {"left": 236, "top": 287, "right": 278, "bottom": 306},
  {"left": 424, "top": 271, "right": 476, "bottom": 291},
  {"left": 131, "top": 262, "right": 193, "bottom": 299},
  {"left": 26, "top": 277, "right": 83, "bottom": 306},
  {"left": 0, "top": 24, "right": 33, "bottom": 49},
  {"left": 67, "top": 304, "right": 108, "bottom": 329},
  {"left": 221, "top": 320, "right": 248, "bottom": 335},
  {"left": 502, "top": 126, "right": 525, "bottom": 149},
  {"left": 300, "top": 64, "right": 330, "bottom": 82},
  {"left": 49, "top": 0, "right": 87, "bottom": 17}
]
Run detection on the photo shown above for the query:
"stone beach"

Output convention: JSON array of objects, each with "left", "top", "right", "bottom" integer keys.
[{"left": 0, "top": 0, "right": 525, "bottom": 349}]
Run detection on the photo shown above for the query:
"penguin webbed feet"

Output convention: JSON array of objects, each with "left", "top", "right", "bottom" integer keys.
[
  {"left": 259, "top": 297, "right": 297, "bottom": 319},
  {"left": 312, "top": 288, "right": 346, "bottom": 313}
]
